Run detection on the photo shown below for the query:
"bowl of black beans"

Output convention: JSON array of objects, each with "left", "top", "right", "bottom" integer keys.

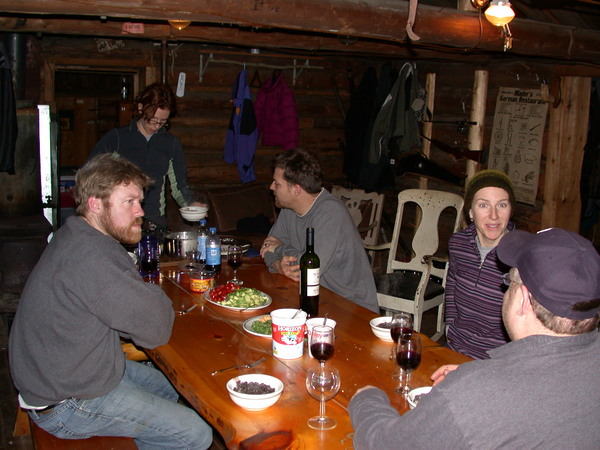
[
  {"left": 369, "top": 316, "right": 394, "bottom": 342},
  {"left": 226, "top": 374, "right": 283, "bottom": 411}
]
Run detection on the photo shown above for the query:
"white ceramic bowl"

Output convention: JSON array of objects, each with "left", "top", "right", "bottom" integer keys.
[
  {"left": 226, "top": 374, "right": 283, "bottom": 411},
  {"left": 369, "top": 316, "right": 394, "bottom": 342},
  {"left": 180, "top": 206, "right": 208, "bottom": 222},
  {"left": 407, "top": 386, "right": 433, "bottom": 409}
]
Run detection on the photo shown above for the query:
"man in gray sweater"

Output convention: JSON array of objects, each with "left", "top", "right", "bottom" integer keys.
[
  {"left": 260, "top": 148, "right": 378, "bottom": 313},
  {"left": 349, "top": 228, "right": 600, "bottom": 449},
  {"left": 9, "top": 154, "right": 212, "bottom": 449}
]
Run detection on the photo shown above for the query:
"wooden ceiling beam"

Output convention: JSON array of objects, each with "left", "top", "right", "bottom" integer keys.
[{"left": 1, "top": 0, "right": 600, "bottom": 62}]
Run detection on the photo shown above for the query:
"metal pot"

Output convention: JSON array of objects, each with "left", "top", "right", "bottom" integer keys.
[{"left": 164, "top": 231, "right": 197, "bottom": 257}]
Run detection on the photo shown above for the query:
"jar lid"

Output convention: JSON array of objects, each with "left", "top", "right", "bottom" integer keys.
[{"left": 190, "top": 270, "right": 215, "bottom": 279}]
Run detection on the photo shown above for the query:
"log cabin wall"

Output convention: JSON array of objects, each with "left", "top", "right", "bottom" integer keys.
[{"left": 12, "top": 34, "right": 593, "bottom": 236}]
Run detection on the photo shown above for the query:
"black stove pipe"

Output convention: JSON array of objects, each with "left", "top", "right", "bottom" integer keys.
[{"left": 3, "top": 33, "right": 26, "bottom": 101}]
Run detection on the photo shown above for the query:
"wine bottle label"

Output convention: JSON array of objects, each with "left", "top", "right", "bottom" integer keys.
[
  {"left": 306, "top": 268, "right": 320, "bottom": 285},
  {"left": 307, "top": 284, "right": 319, "bottom": 296}
]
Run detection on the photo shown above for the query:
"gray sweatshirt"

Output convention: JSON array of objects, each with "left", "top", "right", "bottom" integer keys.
[
  {"left": 9, "top": 216, "right": 174, "bottom": 406},
  {"left": 349, "top": 331, "right": 600, "bottom": 449},
  {"left": 264, "top": 189, "right": 378, "bottom": 312}
]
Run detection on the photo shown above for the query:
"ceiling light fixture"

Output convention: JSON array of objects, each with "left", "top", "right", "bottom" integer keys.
[
  {"left": 484, "top": 0, "right": 515, "bottom": 26},
  {"left": 168, "top": 20, "right": 191, "bottom": 31},
  {"left": 470, "top": 0, "right": 515, "bottom": 51}
]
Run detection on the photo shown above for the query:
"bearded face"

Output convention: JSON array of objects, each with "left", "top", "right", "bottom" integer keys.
[
  {"left": 99, "top": 205, "right": 143, "bottom": 244},
  {"left": 96, "top": 183, "right": 145, "bottom": 245}
]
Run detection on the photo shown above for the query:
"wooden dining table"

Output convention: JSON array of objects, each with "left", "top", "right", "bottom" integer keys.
[{"left": 144, "top": 257, "right": 472, "bottom": 449}]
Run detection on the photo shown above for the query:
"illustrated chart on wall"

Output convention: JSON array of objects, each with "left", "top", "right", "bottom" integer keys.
[{"left": 488, "top": 88, "right": 548, "bottom": 206}]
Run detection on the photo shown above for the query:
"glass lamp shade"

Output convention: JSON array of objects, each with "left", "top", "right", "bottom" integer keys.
[
  {"left": 485, "top": 1, "right": 515, "bottom": 26},
  {"left": 168, "top": 20, "right": 192, "bottom": 30}
]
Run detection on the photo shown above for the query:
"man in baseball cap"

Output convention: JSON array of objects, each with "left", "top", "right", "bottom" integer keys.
[
  {"left": 497, "top": 227, "right": 600, "bottom": 325},
  {"left": 349, "top": 228, "right": 600, "bottom": 448}
]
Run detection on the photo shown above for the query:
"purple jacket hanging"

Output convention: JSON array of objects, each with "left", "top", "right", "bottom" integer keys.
[
  {"left": 254, "top": 71, "right": 298, "bottom": 150},
  {"left": 224, "top": 69, "right": 258, "bottom": 183}
]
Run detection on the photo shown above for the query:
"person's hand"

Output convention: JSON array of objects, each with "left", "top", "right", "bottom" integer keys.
[
  {"left": 431, "top": 364, "right": 459, "bottom": 386},
  {"left": 274, "top": 256, "right": 300, "bottom": 281},
  {"left": 260, "top": 236, "right": 282, "bottom": 258}
]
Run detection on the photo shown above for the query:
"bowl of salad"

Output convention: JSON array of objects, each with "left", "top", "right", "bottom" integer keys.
[
  {"left": 244, "top": 315, "right": 272, "bottom": 337},
  {"left": 204, "top": 283, "right": 272, "bottom": 311}
]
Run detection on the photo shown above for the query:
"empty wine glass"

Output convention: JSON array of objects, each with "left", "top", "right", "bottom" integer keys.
[
  {"left": 227, "top": 244, "right": 243, "bottom": 285},
  {"left": 395, "top": 333, "right": 422, "bottom": 395},
  {"left": 305, "top": 365, "right": 341, "bottom": 430},
  {"left": 389, "top": 312, "right": 413, "bottom": 360},
  {"left": 309, "top": 325, "right": 335, "bottom": 367}
]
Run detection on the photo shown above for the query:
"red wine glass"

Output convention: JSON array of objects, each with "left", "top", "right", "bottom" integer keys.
[
  {"left": 309, "top": 325, "right": 335, "bottom": 368},
  {"left": 389, "top": 312, "right": 413, "bottom": 360},
  {"left": 395, "top": 333, "right": 422, "bottom": 395},
  {"left": 227, "top": 244, "right": 243, "bottom": 285}
]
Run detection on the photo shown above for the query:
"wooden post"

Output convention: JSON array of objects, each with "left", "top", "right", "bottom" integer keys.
[
  {"left": 465, "top": 70, "right": 488, "bottom": 182},
  {"left": 541, "top": 76, "right": 591, "bottom": 232},
  {"left": 420, "top": 72, "right": 436, "bottom": 190}
]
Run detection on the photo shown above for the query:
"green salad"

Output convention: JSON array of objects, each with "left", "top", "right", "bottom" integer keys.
[
  {"left": 222, "top": 288, "right": 268, "bottom": 308},
  {"left": 250, "top": 317, "right": 272, "bottom": 335}
]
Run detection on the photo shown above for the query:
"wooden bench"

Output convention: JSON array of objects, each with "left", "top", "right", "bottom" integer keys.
[
  {"left": 31, "top": 421, "right": 138, "bottom": 450},
  {"left": 15, "top": 407, "right": 137, "bottom": 449}
]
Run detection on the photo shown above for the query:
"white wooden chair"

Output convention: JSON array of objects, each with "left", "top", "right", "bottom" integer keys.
[
  {"left": 331, "top": 186, "right": 385, "bottom": 265},
  {"left": 365, "top": 189, "right": 464, "bottom": 341}
]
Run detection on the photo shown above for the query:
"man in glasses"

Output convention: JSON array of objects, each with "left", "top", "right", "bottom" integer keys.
[
  {"left": 349, "top": 228, "right": 600, "bottom": 448},
  {"left": 90, "top": 82, "right": 204, "bottom": 229}
]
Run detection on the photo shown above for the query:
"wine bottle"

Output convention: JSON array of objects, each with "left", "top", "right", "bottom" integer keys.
[{"left": 300, "top": 227, "right": 320, "bottom": 316}]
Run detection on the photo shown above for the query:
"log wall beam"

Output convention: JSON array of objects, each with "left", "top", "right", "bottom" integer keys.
[
  {"left": 542, "top": 76, "right": 591, "bottom": 232},
  {"left": 1, "top": 0, "right": 600, "bottom": 62}
]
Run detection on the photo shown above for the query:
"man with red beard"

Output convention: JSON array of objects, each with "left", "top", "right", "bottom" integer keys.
[{"left": 9, "top": 154, "right": 213, "bottom": 449}]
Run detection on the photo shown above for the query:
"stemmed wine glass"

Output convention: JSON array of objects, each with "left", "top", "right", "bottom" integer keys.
[
  {"left": 227, "top": 244, "right": 243, "bottom": 285},
  {"left": 395, "top": 333, "right": 422, "bottom": 395},
  {"left": 389, "top": 312, "right": 413, "bottom": 360},
  {"left": 305, "top": 365, "right": 341, "bottom": 430},
  {"left": 309, "top": 325, "right": 335, "bottom": 367}
]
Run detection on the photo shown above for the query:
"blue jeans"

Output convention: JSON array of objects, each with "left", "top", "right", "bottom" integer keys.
[{"left": 28, "top": 360, "right": 213, "bottom": 449}]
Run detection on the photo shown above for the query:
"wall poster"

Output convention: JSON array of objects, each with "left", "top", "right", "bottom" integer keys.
[{"left": 488, "top": 88, "right": 548, "bottom": 206}]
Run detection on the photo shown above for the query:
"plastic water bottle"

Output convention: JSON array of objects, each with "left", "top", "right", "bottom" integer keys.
[
  {"left": 196, "top": 219, "right": 208, "bottom": 264},
  {"left": 205, "top": 227, "right": 221, "bottom": 272}
]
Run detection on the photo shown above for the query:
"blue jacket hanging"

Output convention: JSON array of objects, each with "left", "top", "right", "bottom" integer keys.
[{"left": 224, "top": 69, "right": 258, "bottom": 183}]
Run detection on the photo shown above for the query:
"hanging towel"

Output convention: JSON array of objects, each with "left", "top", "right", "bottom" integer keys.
[
  {"left": 254, "top": 72, "right": 298, "bottom": 150},
  {"left": 224, "top": 69, "right": 258, "bottom": 183},
  {"left": 0, "top": 43, "right": 17, "bottom": 174}
]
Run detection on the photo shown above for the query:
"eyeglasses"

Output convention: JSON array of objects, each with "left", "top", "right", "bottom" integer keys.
[
  {"left": 502, "top": 273, "right": 513, "bottom": 286},
  {"left": 147, "top": 118, "right": 168, "bottom": 126}
]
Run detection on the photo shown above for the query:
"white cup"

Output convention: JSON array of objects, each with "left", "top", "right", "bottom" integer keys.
[{"left": 271, "top": 309, "right": 308, "bottom": 359}]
